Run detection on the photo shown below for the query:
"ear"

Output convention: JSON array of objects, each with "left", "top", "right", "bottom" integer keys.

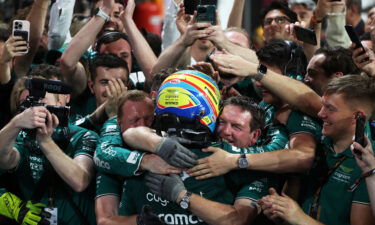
[
  {"left": 88, "top": 80, "right": 95, "bottom": 94},
  {"left": 331, "top": 72, "right": 344, "bottom": 78},
  {"left": 150, "top": 91, "right": 157, "bottom": 100},
  {"left": 249, "top": 128, "right": 262, "bottom": 146}
]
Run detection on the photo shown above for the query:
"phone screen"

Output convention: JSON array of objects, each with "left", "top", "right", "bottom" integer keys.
[
  {"left": 294, "top": 26, "right": 317, "bottom": 45},
  {"left": 354, "top": 114, "right": 366, "bottom": 155}
]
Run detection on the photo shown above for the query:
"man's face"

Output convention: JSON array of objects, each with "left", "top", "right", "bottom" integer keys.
[
  {"left": 99, "top": 38, "right": 132, "bottom": 71},
  {"left": 96, "top": 1, "right": 125, "bottom": 32},
  {"left": 255, "top": 64, "right": 283, "bottom": 106},
  {"left": 318, "top": 93, "right": 356, "bottom": 141},
  {"left": 262, "top": 10, "right": 291, "bottom": 42},
  {"left": 304, "top": 54, "right": 330, "bottom": 96},
  {"left": 290, "top": 4, "right": 313, "bottom": 24},
  {"left": 118, "top": 99, "right": 154, "bottom": 132},
  {"left": 194, "top": 39, "right": 214, "bottom": 51},
  {"left": 90, "top": 66, "right": 129, "bottom": 106},
  {"left": 216, "top": 105, "right": 257, "bottom": 148}
]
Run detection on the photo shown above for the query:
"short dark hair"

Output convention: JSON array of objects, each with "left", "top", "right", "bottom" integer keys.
[
  {"left": 222, "top": 96, "right": 265, "bottom": 131},
  {"left": 95, "top": 31, "right": 131, "bottom": 52},
  {"left": 256, "top": 39, "right": 307, "bottom": 75},
  {"left": 314, "top": 47, "right": 360, "bottom": 77},
  {"left": 117, "top": 90, "right": 152, "bottom": 119},
  {"left": 260, "top": 0, "right": 298, "bottom": 25},
  {"left": 89, "top": 53, "right": 129, "bottom": 81},
  {"left": 150, "top": 68, "right": 178, "bottom": 93},
  {"left": 0, "top": 27, "right": 10, "bottom": 42},
  {"left": 325, "top": 75, "right": 375, "bottom": 116},
  {"left": 28, "top": 64, "right": 62, "bottom": 81},
  {"left": 346, "top": 0, "right": 362, "bottom": 11}
]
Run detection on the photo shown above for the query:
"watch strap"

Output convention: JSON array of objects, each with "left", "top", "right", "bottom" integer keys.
[{"left": 96, "top": 8, "right": 110, "bottom": 22}]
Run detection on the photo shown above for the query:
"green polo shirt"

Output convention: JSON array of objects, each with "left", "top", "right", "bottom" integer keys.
[
  {"left": 0, "top": 124, "right": 98, "bottom": 225},
  {"left": 300, "top": 137, "right": 370, "bottom": 225},
  {"left": 94, "top": 117, "right": 145, "bottom": 177}
]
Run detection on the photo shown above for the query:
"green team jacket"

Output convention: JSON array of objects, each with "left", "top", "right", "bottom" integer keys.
[
  {"left": 0, "top": 124, "right": 99, "bottom": 225},
  {"left": 94, "top": 117, "right": 146, "bottom": 177},
  {"left": 300, "top": 137, "right": 370, "bottom": 225},
  {"left": 118, "top": 142, "right": 280, "bottom": 225}
]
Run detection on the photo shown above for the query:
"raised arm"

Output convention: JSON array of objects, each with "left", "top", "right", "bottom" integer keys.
[
  {"left": 48, "top": 0, "right": 75, "bottom": 50},
  {"left": 211, "top": 52, "right": 322, "bottom": 118},
  {"left": 36, "top": 111, "right": 97, "bottom": 192},
  {"left": 0, "top": 107, "right": 49, "bottom": 170},
  {"left": 60, "top": 0, "right": 114, "bottom": 97},
  {"left": 227, "top": 0, "right": 245, "bottom": 28},
  {"left": 13, "top": 0, "right": 50, "bottom": 77},
  {"left": 120, "top": 0, "right": 157, "bottom": 88},
  {"left": 150, "top": 14, "right": 212, "bottom": 75},
  {"left": 0, "top": 36, "right": 27, "bottom": 84}
]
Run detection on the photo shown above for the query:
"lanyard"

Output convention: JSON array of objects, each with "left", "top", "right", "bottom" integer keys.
[
  {"left": 309, "top": 155, "right": 348, "bottom": 219},
  {"left": 348, "top": 168, "right": 375, "bottom": 192}
]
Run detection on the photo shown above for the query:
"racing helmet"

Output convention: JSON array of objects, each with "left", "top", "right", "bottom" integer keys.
[{"left": 155, "top": 70, "right": 221, "bottom": 134}]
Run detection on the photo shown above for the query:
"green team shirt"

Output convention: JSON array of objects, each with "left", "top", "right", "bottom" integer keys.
[
  {"left": 0, "top": 124, "right": 98, "bottom": 225},
  {"left": 94, "top": 117, "right": 145, "bottom": 177},
  {"left": 95, "top": 171, "right": 123, "bottom": 199},
  {"left": 260, "top": 101, "right": 322, "bottom": 142},
  {"left": 300, "top": 137, "right": 370, "bottom": 225},
  {"left": 69, "top": 88, "right": 97, "bottom": 123},
  {"left": 119, "top": 142, "right": 280, "bottom": 225}
]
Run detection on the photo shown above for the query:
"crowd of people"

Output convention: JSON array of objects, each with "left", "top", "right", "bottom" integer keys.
[{"left": 0, "top": 0, "right": 374, "bottom": 224}]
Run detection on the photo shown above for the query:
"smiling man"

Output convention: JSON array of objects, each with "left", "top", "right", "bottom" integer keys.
[{"left": 260, "top": 1, "right": 298, "bottom": 42}]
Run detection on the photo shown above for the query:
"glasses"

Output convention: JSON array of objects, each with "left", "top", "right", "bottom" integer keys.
[{"left": 263, "top": 16, "right": 291, "bottom": 26}]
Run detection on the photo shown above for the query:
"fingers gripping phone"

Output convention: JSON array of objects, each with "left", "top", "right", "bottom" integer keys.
[
  {"left": 354, "top": 114, "right": 366, "bottom": 156},
  {"left": 294, "top": 26, "right": 317, "bottom": 45},
  {"left": 12, "top": 20, "right": 30, "bottom": 54},
  {"left": 345, "top": 24, "right": 369, "bottom": 61},
  {"left": 196, "top": 4, "right": 216, "bottom": 25}
]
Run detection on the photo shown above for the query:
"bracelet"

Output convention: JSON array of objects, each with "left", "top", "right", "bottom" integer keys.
[
  {"left": 310, "top": 11, "right": 323, "bottom": 25},
  {"left": 362, "top": 168, "right": 375, "bottom": 178},
  {"left": 348, "top": 168, "right": 375, "bottom": 192}
]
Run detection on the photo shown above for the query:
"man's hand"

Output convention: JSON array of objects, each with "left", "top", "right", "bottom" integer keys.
[
  {"left": 180, "top": 13, "right": 212, "bottom": 47},
  {"left": 352, "top": 136, "right": 375, "bottom": 172},
  {"left": 101, "top": 0, "right": 114, "bottom": 15},
  {"left": 136, "top": 205, "right": 166, "bottom": 225},
  {"left": 154, "top": 138, "right": 198, "bottom": 168},
  {"left": 350, "top": 44, "right": 375, "bottom": 77},
  {"left": 140, "top": 154, "right": 182, "bottom": 174},
  {"left": 0, "top": 192, "right": 51, "bottom": 225},
  {"left": 36, "top": 110, "right": 59, "bottom": 143},
  {"left": 205, "top": 25, "right": 227, "bottom": 49},
  {"left": 176, "top": 3, "right": 193, "bottom": 34},
  {"left": 188, "top": 62, "right": 220, "bottom": 83},
  {"left": 314, "top": 0, "right": 345, "bottom": 22},
  {"left": 104, "top": 78, "right": 127, "bottom": 118},
  {"left": 14, "top": 107, "right": 48, "bottom": 130},
  {"left": 210, "top": 50, "right": 256, "bottom": 77},
  {"left": 145, "top": 172, "right": 186, "bottom": 203},
  {"left": 121, "top": 0, "right": 135, "bottom": 21},
  {"left": 187, "top": 147, "right": 236, "bottom": 179},
  {"left": 259, "top": 188, "right": 308, "bottom": 225},
  {"left": 0, "top": 36, "right": 28, "bottom": 63}
]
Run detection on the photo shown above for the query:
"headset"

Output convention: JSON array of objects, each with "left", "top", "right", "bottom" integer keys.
[{"left": 283, "top": 40, "right": 307, "bottom": 77}]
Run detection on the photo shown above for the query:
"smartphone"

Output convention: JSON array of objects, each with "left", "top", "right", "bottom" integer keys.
[
  {"left": 345, "top": 25, "right": 369, "bottom": 62},
  {"left": 354, "top": 114, "right": 366, "bottom": 155},
  {"left": 196, "top": 4, "right": 216, "bottom": 25},
  {"left": 294, "top": 26, "right": 317, "bottom": 45},
  {"left": 12, "top": 20, "right": 30, "bottom": 54},
  {"left": 184, "top": 0, "right": 199, "bottom": 15}
]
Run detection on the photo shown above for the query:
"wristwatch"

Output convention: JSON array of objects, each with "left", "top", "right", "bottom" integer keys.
[
  {"left": 94, "top": 8, "right": 110, "bottom": 22},
  {"left": 237, "top": 153, "right": 248, "bottom": 169},
  {"left": 254, "top": 64, "right": 267, "bottom": 82},
  {"left": 179, "top": 191, "right": 192, "bottom": 210}
]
